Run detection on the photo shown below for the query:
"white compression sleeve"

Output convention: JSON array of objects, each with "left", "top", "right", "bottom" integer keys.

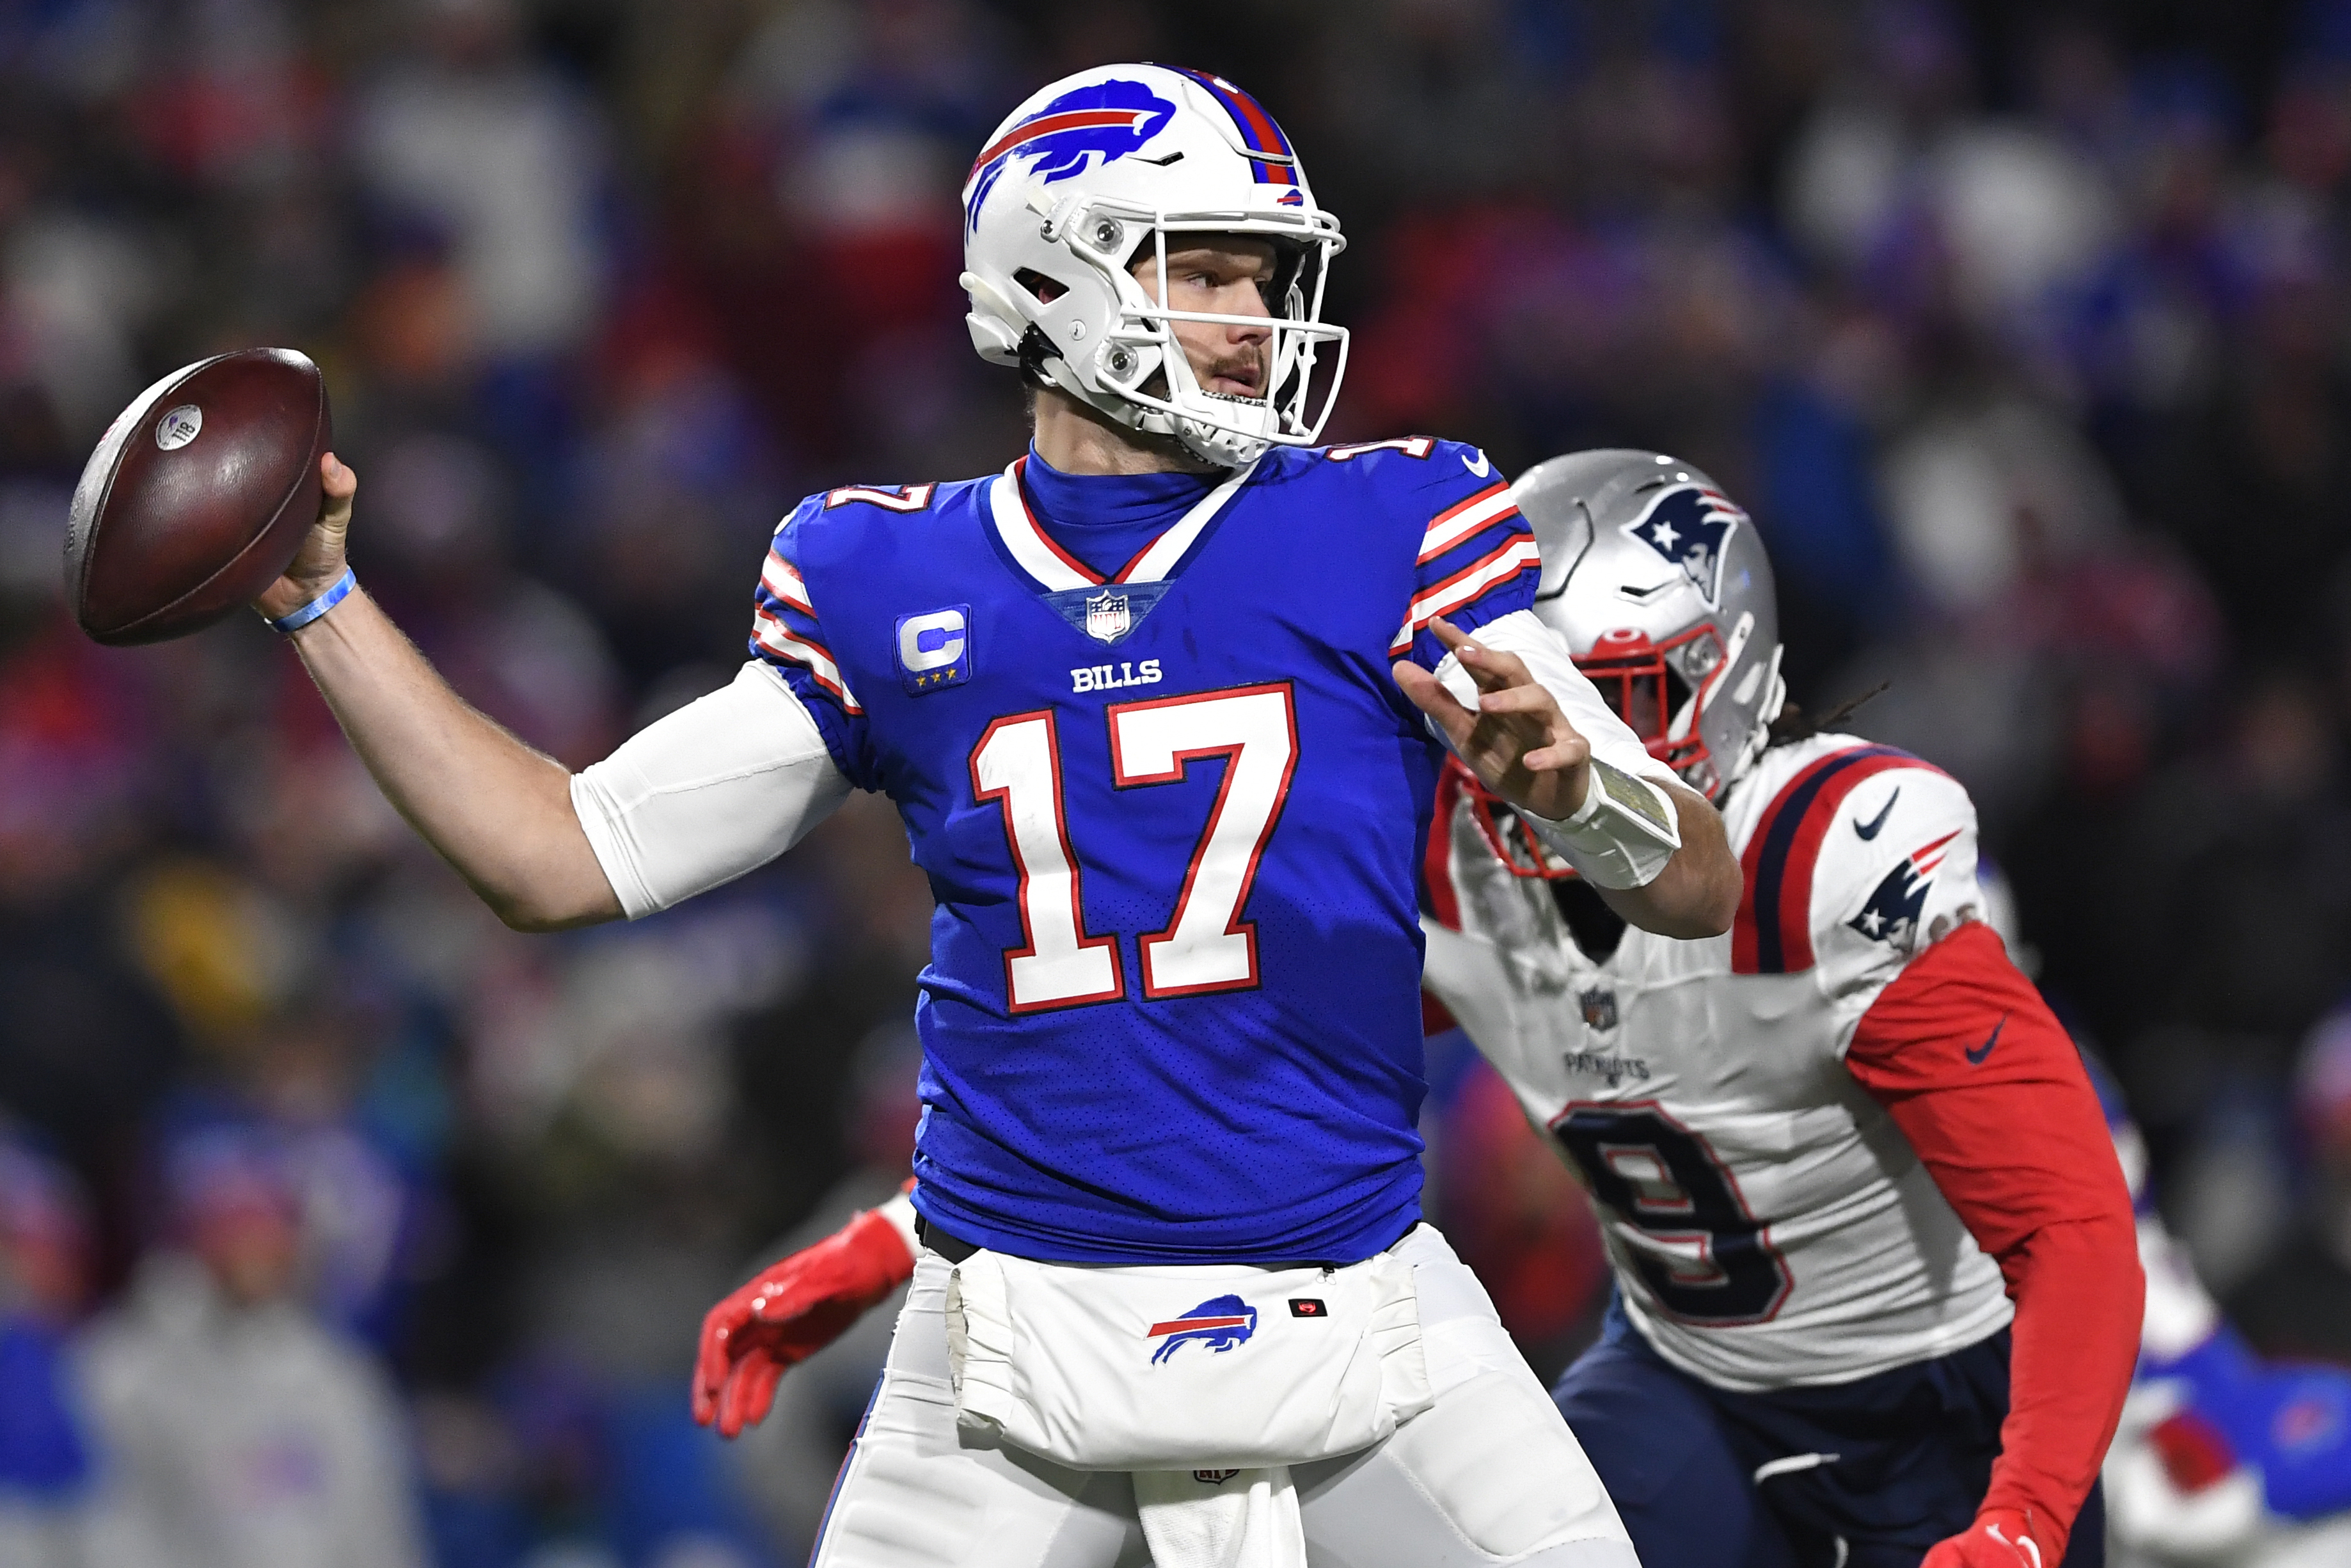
[
  {"left": 1432, "top": 608, "right": 1682, "bottom": 889},
  {"left": 570, "top": 661, "right": 855, "bottom": 919}
]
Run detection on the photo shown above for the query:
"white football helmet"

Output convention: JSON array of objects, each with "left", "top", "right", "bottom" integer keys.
[{"left": 959, "top": 63, "right": 1349, "bottom": 468}]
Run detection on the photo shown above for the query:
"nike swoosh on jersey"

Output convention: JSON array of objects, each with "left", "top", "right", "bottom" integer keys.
[
  {"left": 1462, "top": 449, "right": 1491, "bottom": 478},
  {"left": 1853, "top": 786, "right": 1900, "bottom": 840},
  {"left": 1965, "top": 1016, "right": 2008, "bottom": 1065}
]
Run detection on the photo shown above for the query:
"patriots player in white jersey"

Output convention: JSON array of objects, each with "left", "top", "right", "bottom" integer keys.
[
  {"left": 750, "top": 452, "right": 2144, "bottom": 1568},
  {"left": 246, "top": 65, "right": 1743, "bottom": 1568},
  {"left": 1417, "top": 452, "right": 2140, "bottom": 1568}
]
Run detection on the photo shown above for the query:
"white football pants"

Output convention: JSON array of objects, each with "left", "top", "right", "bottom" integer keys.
[{"left": 807, "top": 1225, "right": 1640, "bottom": 1568}]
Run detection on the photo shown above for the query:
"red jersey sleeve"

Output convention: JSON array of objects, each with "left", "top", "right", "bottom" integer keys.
[{"left": 1843, "top": 921, "right": 2142, "bottom": 1562}]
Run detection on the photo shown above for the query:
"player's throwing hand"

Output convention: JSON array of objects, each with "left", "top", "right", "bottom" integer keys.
[
  {"left": 253, "top": 453, "right": 356, "bottom": 623},
  {"left": 1394, "top": 616, "right": 1594, "bottom": 821}
]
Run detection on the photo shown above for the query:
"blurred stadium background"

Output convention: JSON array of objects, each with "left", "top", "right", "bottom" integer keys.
[{"left": 2, "top": 0, "right": 2350, "bottom": 1563}]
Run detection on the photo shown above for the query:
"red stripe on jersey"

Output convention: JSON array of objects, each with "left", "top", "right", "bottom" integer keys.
[
  {"left": 1010, "top": 455, "right": 1111, "bottom": 587},
  {"left": 1417, "top": 482, "right": 1517, "bottom": 563},
  {"left": 761, "top": 555, "right": 815, "bottom": 614},
  {"left": 1732, "top": 747, "right": 1942, "bottom": 974},
  {"left": 753, "top": 607, "right": 862, "bottom": 713},
  {"left": 1391, "top": 535, "right": 1542, "bottom": 651},
  {"left": 1112, "top": 534, "right": 1160, "bottom": 585}
]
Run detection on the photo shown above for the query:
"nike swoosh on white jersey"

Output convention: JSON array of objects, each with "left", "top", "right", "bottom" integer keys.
[
  {"left": 1853, "top": 786, "right": 1899, "bottom": 840},
  {"left": 1462, "top": 449, "right": 1491, "bottom": 478}
]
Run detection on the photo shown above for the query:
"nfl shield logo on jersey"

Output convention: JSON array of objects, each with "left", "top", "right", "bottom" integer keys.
[
  {"left": 1084, "top": 590, "right": 1132, "bottom": 645},
  {"left": 1579, "top": 986, "right": 1619, "bottom": 1031}
]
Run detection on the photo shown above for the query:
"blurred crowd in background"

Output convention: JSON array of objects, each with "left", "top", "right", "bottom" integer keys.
[{"left": 1, "top": 0, "right": 2350, "bottom": 1562}]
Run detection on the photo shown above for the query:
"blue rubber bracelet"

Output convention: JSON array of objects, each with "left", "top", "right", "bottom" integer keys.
[{"left": 267, "top": 567, "right": 356, "bottom": 634}]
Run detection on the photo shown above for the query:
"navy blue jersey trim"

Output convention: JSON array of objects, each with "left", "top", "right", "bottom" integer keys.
[{"left": 1746, "top": 745, "right": 1905, "bottom": 974}]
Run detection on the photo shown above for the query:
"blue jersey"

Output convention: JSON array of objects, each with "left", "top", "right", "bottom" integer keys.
[
  {"left": 2086, "top": 1057, "right": 2351, "bottom": 1522},
  {"left": 750, "top": 437, "right": 1537, "bottom": 1262}
]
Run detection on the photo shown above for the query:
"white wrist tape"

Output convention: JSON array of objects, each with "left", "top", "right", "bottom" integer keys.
[
  {"left": 1521, "top": 757, "right": 1682, "bottom": 889},
  {"left": 1426, "top": 612, "right": 1685, "bottom": 891}
]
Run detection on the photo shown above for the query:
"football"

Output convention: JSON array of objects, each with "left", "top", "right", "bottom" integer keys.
[{"left": 65, "top": 347, "right": 331, "bottom": 645}]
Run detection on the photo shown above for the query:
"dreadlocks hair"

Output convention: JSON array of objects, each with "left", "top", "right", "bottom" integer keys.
[{"left": 1766, "top": 681, "right": 1890, "bottom": 748}]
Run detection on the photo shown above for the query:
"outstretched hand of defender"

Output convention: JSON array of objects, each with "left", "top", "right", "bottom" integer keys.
[
  {"left": 692, "top": 1207, "right": 917, "bottom": 1439},
  {"left": 1920, "top": 1510, "right": 2050, "bottom": 1568},
  {"left": 1394, "top": 617, "right": 1593, "bottom": 821}
]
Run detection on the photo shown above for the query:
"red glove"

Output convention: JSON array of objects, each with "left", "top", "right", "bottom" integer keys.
[
  {"left": 1922, "top": 1508, "right": 2050, "bottom": 1568},
  {"left": 691, "top": 1203, "right": 917, "bottom": 1438}
]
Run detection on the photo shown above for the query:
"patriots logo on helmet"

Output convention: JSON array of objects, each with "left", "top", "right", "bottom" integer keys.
[
  {"left": 1848, "top": 829, "right": 1961, "bottom": 949},
  {"left": 1622, "top": 486, "right": 1746, "bottom": 610},
  {"left": 965, "top": 78, "right": 1178, "bottom": 233},
  {"left": 1147, "top": 1294, "right": 1257, "bottom": 1364}
]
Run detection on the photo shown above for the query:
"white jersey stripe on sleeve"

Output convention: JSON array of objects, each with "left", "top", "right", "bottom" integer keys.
[
  {"left": 753, "top": 605, "right": 864, "bottom": 713},
  {"left": 1390, "top": 537, "right": 1543, "bottom": 651},
  {"left": 1417, "top": 482, "right": 1518, "bottom": 564},
  {"left": 761, "top": 556, "right": 816, "bottom": 615}
]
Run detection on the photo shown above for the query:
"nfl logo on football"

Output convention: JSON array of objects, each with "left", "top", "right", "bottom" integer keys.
[{"left": 1084, "top": 590, "right": 1130, "bottom": 644}]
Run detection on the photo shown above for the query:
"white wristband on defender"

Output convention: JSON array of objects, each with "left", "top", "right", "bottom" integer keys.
[{"left": 1521, "top": 757, "right": 1681, "bottom": 889}]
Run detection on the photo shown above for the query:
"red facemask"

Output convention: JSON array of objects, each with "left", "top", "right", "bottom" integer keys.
[{"left": 1448, "top": 622, "right": 1730, "bottom": 880}]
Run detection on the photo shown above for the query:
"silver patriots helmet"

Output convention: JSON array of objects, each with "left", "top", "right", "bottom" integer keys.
[{"left": 1517, "top": 449, "right": 1785, "bottom": 803}]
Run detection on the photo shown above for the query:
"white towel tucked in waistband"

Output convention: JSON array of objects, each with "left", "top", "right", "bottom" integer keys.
[
  {"left": 1134, "top": 1468, "right": 1306, "bottom": 1568},
  {"left": 942, "top": 1228, "right": 1431, "bottom": 1472},
  {"left": 943, "top": 1233, "right": 1434, "bottom": 1568}
]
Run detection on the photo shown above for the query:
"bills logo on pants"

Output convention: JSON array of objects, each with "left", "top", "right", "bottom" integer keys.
[{"left": 1148, "top": 1295, "right": 1258, "bottom": 1364}]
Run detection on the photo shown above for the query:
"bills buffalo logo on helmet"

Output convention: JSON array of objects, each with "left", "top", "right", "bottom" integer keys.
[
  {"left": 964, "top": 78, "right": 1178, "bottom": 232},
  {"left": 1148, "top": 1294, "right": 1257, "bottom": 1365},
  {"left": 1847, "top": 829, "right": 1961, "bottom": 949},
  {"left": 1622, "top": 485, "right": 1747, "bottom": 610}
]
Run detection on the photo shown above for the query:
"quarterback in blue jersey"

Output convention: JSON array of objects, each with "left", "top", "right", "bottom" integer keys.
[{"left": 248, "top": 61, "right": 1737, "bottom": 1568}]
